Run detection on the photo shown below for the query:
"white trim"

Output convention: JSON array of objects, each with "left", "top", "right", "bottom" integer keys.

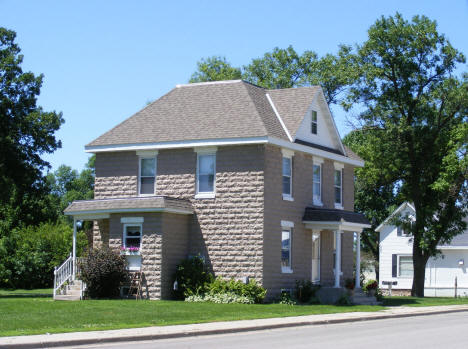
[
  {"left": 281, "top": 220, "right": 295, "bottom": 228},
  {"left": 136, "top": 150, "right": 158, "bottom": 157},
  {"left": 375, "top": 202, "right": 416, "bottom": 232},
  {"left": 281, "top": 267, "right": 293, "bottom": 274},
  {"left": 281, "top": 148, "right": 295, "bottom": 158},
  {"left": 176, "top": 80, "right": 242, "bottom": 88},
  {"left": 194, "top": 146, "right": 218, "bottom": 154},
  {"left": 316, "top": 88, "right": 346, "bottom": 155},
  {"left": 85, "top": 136, "right": 365, "bottom": 167},
  {"left": 123, "top": 223, "right": 142, "bottom": 250},
  {"left": 120, "top": 217, "right": 144, "bottom": 224},
  {"left": 266, "top": 93, "right": 293, "bottom": 142},
  {"left": 69, "top": 213, "right": 110, "bottom": 220},
  {"left": 334, "top": 162, "right": 344, "bottom": 170},
  {"left": 65, "top": 207, "right": 193, "bottom": 216},
  {"left": 313, "top": 163, "right": 322, "bottom": 206},
  {"left": 282, "top": 194, "right": 294, "bottom": 201},
  {"left": 334, "top": 204, "right": 344, "bottom": 210},
  {"left": 313, "top": 156, "right": 324, "bottom": 165},
  {"left": 304, "top": 220, "right": 371, "bottom": 232},
  {"left": 437, "top": 246, "right": 468, "bottom": 250},
  {"left": 195, "top": 193, "right": 216, "bottom": 199}
]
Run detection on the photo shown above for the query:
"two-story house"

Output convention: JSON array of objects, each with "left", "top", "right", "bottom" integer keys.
[{"left": 63, "top": 80, "right": 370, "bottom": 300}]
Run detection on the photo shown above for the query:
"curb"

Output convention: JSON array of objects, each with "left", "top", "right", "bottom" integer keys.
[{"left": 3, "top": 307, "right": 468, "bottom": 349}]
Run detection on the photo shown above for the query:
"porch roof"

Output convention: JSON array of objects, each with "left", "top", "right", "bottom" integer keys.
[
  {"left": 64, "top": 196, "right": 193, "bottom": 219},
  {"left": 303, "top": 207, "right": 371, "bottom": 232}
]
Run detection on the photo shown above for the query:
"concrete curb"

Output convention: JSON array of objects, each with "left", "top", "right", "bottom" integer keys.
[{"left": 2, "top": 306, "right": 468, "bottom": 349}]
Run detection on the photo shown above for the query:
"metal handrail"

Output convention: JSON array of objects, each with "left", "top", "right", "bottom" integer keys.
[{"left": 53, "top": 253, "right": 73, "bottom": 299}]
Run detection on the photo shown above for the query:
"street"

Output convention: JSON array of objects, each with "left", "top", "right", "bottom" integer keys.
[{"left": 71, "top": 311, "right": 468, "bottom": 349}]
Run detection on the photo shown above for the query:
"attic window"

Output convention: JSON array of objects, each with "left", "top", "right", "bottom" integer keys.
[{"left": 311, "top": 111, "right": 318, "bottom": 135}]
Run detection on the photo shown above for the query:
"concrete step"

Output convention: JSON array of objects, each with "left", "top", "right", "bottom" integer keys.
[{"left": 55, "top": 294, "right": 81, "bottom": 301}]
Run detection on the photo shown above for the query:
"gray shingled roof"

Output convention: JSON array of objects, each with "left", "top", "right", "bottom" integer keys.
[
  {"left": 88, "top": 81, "right": 295, "bottom": 147},
  {"left": 64, "top": 196, "right": 193, "bottom": 215},
  {"left": 440, "top": 217, "right": 468, "bottom": 247}
]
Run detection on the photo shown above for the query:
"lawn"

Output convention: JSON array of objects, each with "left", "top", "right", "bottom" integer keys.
[
  {"left": 0, "top": 289, "right": 383, "bottom": 337},
  {"left": 382, "top": 296, "right": 468, "bottom": 307}
]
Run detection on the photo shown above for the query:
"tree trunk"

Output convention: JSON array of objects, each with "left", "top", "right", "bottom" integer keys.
[{"left": 411, "top": 247, "right": 428, "bottom": 297}]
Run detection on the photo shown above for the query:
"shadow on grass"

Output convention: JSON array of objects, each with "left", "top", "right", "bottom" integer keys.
[
  {"left": 382, "top": 298, "right": 419, "bottom": 306},
  {"left": 0, "top": 293, "right": 52, "bottom": 299}
]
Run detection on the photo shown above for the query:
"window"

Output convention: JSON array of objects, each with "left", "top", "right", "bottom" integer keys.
[
  {"left": 398, "top": 256, "right": 413, "bottom": 277},
  {"left": 139, "top": 158, "right": 156, "bottom": 195},
  {"left": 196, "top": 153, "right": 216, "bottom": 197},
  {"left": 334, "top": 169, "right": 342, "bottom": 207},
  {"left": 123, "top": 224, "right": 142, "bottom": 250},
  {"left": 282, "top": 157, "right": 292, "bottom": 197},
  {"left": 313, "top": 164, "right": 321, "bottom": 205},
  {"left": 281, "top": 228, "right": 292, "bottom": 272},
  {"left": 311, "top": 110, "right": 318, "bottom": 134}
]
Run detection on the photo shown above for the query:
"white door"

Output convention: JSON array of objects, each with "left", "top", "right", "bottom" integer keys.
[{"left": 312, "top": 232, "right": 320, "bottom": 283}]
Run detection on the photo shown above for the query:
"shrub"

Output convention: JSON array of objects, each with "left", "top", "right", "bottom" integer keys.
[
  {"left": 205, "top": 277, "right": 266, "bottom": 304},
  {"left": 278, "top": 291, "right": 296, "bottom": 305},
  {"left": 294, "top": 280, "right": 320, "bottom": 303},
  {"left": 0, "top": 221, "right": 87, "bottom": 289},
  {"left": 186, "top": 292, "right": 254, "bottom": 304},
  {"left": 336, "top": 293, "right": 352, "bottom": 306},
  {"left": 344, "top": 278, "right": 355, "bottom": 290},
  {"left": 363, "top": 279, "right": 378, "bottom": 291},
  {"left": 80, "top": 248, "right": 129, "bottom": 298},
  {"left": 173, "top": 255, "right": 213, "bottom": 299}
]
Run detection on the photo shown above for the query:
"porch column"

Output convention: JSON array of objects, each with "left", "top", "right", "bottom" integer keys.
[
  {"left": 334, "top": 230, "right": 342, "bottom": 288},
  {"left": 355, "top": 231, "right": 361, "bottom": 289},
  {"left": 72, "top": 218, "right": 77, "bottom": 280}
]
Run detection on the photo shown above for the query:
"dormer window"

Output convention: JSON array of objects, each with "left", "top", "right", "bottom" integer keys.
[{"left": 311, "top": 111, "right": 318, "bottom": 135}]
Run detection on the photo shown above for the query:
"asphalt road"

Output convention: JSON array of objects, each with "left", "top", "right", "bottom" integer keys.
[{"left": 73, "top": 311, "right": 468, "bottom": 349}]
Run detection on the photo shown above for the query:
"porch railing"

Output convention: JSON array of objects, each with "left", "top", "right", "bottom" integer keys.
[{"left": 53, "top": 253, "right": 73, "bottom": 298}]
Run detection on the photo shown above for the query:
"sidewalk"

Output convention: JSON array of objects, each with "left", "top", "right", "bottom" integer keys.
[{"left": 2, "top": 305, "right": 468, "bottom": 349}]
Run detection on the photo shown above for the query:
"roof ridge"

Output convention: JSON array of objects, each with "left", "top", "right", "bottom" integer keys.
[{"left": 176, "top": 80, "right": 243, "bottom": 88}]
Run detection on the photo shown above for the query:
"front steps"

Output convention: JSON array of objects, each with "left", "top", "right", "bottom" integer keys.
[
  {"left": 351, "top": 288, "right": 380, "bottom": 305},
  {"left": 54, "top": 280, "right": 83, "bottom": 301}
]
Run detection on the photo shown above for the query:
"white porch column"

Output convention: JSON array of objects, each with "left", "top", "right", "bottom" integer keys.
[
  {"left": 334, "top": 230, "right": 342, "bottom": 288},
  {"left": 72, "top": 218, "right": 77, "bottom": 280},
  {"left": 355, "top": 231, "right": 361, "bottom": 289}
]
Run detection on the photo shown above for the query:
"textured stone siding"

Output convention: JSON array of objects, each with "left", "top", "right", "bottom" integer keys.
[
  {"left": 157, "top": 146, "right": 265, "bottom": 283},
  {"left": 94, "top": 151, "right": 138, "bottom": 199},
  {"left": 92, "top": 219, "right": 109, "bottom": 248}
]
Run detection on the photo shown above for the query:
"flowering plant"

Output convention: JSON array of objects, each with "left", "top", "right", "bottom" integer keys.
[
  {"left": 364, "top": 280, "right": 378, "bottom": 290},
  {"left": 120, "top": 246, "right": 140, "bottom": 252}
]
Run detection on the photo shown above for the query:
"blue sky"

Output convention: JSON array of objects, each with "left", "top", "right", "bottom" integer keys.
[{"left": 1, "top": 0, "right": 467, "bottom": 172}]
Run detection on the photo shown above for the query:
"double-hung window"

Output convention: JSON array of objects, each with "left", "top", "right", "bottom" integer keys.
[
  {"left": 138, "top": 151, "right": 157, "bottom": 195},
  {"left": 313, "top": 157, "right": 323, "bottom": 205},
  {"left": 398, "top": 255, "right": 413, "bottom": 277},
  {"left": 195, "top": 148, "right": 216, "bottom": 199},
  {"left": 281, "top": 223, "right": 293, "bottom": 273},
  {"left": 282, "top": 149, "right": 294, "bottom": 201},
  {"left": 123, "top": 224, "right": 142, "bottom": 250},
  {"left": 311, "top": 110, "right": 318, "bottom": 134},
  {"left": 334, "top": 163, "right": 343, "bottom": 209}
]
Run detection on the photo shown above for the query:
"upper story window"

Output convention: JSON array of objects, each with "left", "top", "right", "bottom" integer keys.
[
  {"left": 282, "top": 149, "right": 294, "bottom": 201},
  {"left": 312, "top": 156, "right": 323, "bottom": 206},
  {"left": 195, "top": 147, "right": 217, "bottom": 199},
  {"left": 334, "top": 162, "right": 344, "bottom": 209},
  {"left": 311, "top": 110, "right": 318, "bottom": 134},
  {"left": 138, "top": 152, "right": 157, "bottom": 195}
]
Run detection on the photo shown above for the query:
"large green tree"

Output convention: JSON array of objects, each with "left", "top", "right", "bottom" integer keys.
[
  {"left": 345, "top": 14, "right": 468, "bottom": 296},
  {"left": 0, "top": 28, "right": 64, "bottom": 233}
]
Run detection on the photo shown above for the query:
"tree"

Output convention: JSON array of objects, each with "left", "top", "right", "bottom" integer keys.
[
  {"left": 0, "top": 28, "right": 64, "bottom": 233},
  {"left": 189, "top": 56, "right": 242, "bottom": 83},
  {"left": 345, "top": 14, "right": 468, "bottom": 296}
]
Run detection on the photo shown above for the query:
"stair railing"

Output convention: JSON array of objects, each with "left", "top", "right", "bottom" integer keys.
[{"left": 53, "top": 253, "right": 73, "bottom": 299}]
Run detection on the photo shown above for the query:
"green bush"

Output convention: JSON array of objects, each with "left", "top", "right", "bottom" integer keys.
[
  {"left": 173, "top": 255, "right": 213, "bottom": 299},
  {"left": 206, "top": 277, "right": 266, "bottom": 304},
  {"left": 186, "top": 292, "right": 254, "bottom": 304},
  {"left": 278, "top": 291, "right": 297, "bottom": 305},
  {"left": 80, "top": 248, "right": 129, "bottom": 298},
  {"left": 0, "top": 221, "right": 87, "bottom": 289},
  {"left": 294, "top": 280, "right": 320, "bottom": 303}
]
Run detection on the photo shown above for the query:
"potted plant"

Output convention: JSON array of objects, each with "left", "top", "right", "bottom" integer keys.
[
  {"left": 364, "top": 280, "right": 378, "bottom": 297},
  {"left": 120, "top": 246, "right": 140, "bottom": 255},
  {"left": 344, "top": 278, "right": 355, "bottom": 296}
]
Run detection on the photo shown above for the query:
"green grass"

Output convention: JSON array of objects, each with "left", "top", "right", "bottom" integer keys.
[
  {"left": 0, "top": 289, "right": 383, "bottom": 337},
  {"left": 382, "top": 296, "right": 468, "bottom": 307}
]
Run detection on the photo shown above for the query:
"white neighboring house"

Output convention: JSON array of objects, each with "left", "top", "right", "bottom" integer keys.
[{"left": 377, "top": 202, "right": 468, "bottom": 297}]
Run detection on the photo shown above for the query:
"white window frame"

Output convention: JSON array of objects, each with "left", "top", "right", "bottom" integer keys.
[
  {"left": 122, "top": 223, "right": 142, "bottom": 251},
  {"left": 397, "top": 255, "right": 413, "bottom": 278},
  {"left": 313, "top": 156, "right": 323, "bottom": 206},
  {"left": 281, "top": 221, "right": 294, "bottom": 273},
  {"left": 334, "top": 162, "right": 344, "bottom": 209},
  {"left": 137, "top": 151, "right": 158, "bottom": 196},
  {"left": 311, "top": 110, "right": 318, "bottom": 135},
  {"left": 195, "top": 147, "right": 217, "bottom": 199},
  {"left": 282, "top": 149, "right": 294, "bottom": 201}
]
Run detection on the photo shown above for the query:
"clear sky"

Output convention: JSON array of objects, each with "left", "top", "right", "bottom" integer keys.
[{"left": 1, "top": 0, "right": 467, "bottom": 172}]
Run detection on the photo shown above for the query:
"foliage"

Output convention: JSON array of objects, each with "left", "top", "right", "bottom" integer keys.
[
  {"left": 344, "top": 278, "right": 355, "bottom": 290},
  {"left": 0, "top": 27, "right": 64, "bottom": 235},
  {"left": 189, "top": 56, "right": 242, "bottom": 82},
  {"left": 173, "top": 255, "right": 213, "bottom": 299},
  {"left": 294, "top": 280, "right": 320, "bottom": 303},
  {"left": 205, "top": 277, "right": 266, "bottom": 304},
  {"left": 344, "top": 13, "right": 468, "bottom": 296},
  {"left": 335, "top": 294, "right": 352, "bottom": 306},
  {"left": 278, "top": 291, "right": 297, "bottom": 305},
  {"left": 363, "top": 280, "right": 378, "bottom": 291},
  {"left": 80, "top": 248, "right": 129, "bottom": 299},
  {"left": 185, "top": 292, "right": 254, "bottom": 304},
  {"left": 0, "top": 221, "right": 87, "bottom": 289}
]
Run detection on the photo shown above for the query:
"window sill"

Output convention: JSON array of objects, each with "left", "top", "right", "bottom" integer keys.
[
  {"left": 313, "top": 200, "right": 323, "bottom": 207},
  {"left": 282, "top": 194, "right": 294, "bottom": 201},
  {"left": 334, "top": 204, "right": 344, "bottom": 210},
  {"left": 120, "top": 251, "right": 141, "bottom": 256},
  {"left": 281, "top": 267, "right": 293, "bottom": 274},
  {"left": 195, "top": 192, "right": 216, "bottom": 199}
]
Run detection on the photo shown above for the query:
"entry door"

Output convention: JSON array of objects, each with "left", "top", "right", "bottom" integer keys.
[{"left": 312, "top": 232, "right": 320, "bottom": 283}]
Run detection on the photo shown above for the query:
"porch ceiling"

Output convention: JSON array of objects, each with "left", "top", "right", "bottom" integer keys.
[
  {"left": 64, "top": 196, "right": 193, "bottom": 219},
  {"left": 302, "top": 207, "right": 371, "bottom": 232}
]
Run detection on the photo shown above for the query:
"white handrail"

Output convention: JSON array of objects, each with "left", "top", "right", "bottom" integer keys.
[{"left": 53, "top": 253, "right": 73, "bottom": 299}]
